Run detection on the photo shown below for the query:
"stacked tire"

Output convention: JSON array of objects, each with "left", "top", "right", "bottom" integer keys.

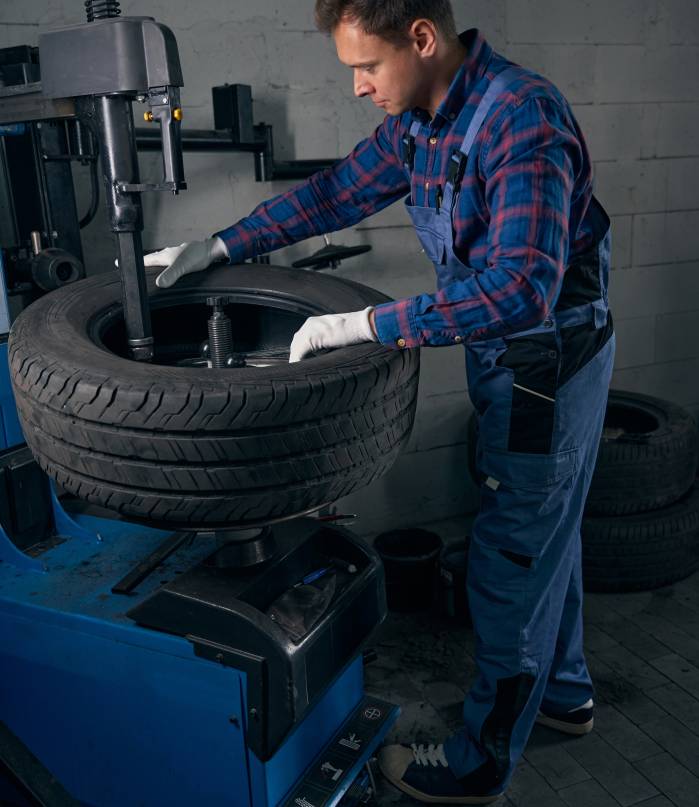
[{"left": 581, "top": 391, "right": 699, "bottom": 592}]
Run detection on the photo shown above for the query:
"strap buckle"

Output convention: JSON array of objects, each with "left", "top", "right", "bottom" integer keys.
[
  {"left": 446, "top": 149, "right": 467, "bottom": 192},
  {"left": 402, "top": 133, "right": 416, "bottom": 171}
]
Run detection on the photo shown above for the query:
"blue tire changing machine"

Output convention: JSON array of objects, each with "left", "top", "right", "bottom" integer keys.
[
  {"left": 0, "top": 258, "right": 398, "bottom": 807},
  {"left": 0, "top": 11, "right": 399, "bottom": 806},
  {"left": 0, "top": 253, "right": 398, "bottom": 807}
]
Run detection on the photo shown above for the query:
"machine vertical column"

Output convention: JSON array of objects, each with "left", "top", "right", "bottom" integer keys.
[{"left": 94, "top": 94, "right": 153, "bottom": 361}]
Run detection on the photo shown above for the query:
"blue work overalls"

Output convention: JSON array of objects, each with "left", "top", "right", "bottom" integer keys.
[{"left": 402, "top": 67, "right": 616, "bottom": 788}]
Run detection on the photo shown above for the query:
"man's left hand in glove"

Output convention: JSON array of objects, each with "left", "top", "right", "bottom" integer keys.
[{"left": 289, "top": 306, "right": 378, "bottom": 363}]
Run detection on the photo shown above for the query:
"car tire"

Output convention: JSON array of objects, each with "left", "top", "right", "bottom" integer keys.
[
  {"left": 586, "top": 390, "right": 698, "bottom": 516},
  {"left": 582, "top": 481, "right": 699, "bottom": 592},
  {"left": 9, "top": 265, "right": 420, "bottom": 528}
]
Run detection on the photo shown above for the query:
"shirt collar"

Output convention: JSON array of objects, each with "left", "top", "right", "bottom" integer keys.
[{"left": 411, "top": 29, "right": 493, "bottom": 127}]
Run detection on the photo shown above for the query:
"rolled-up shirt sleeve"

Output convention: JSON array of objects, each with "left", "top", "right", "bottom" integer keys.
[
  {"left": 213, "top": 116, "right": 410, "bottom": 262},
  {"left": 373, "top": 97, "right": 582, "bottom": 349}
]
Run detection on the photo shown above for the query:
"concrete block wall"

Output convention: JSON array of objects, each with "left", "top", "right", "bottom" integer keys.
[{"left": 1, "top": 1, "right": 698, "bottom": 535}]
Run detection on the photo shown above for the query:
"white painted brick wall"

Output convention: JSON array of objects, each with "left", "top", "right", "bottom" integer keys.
[{"left": 2, "top": 1, "right": 698, "bottom": 534}]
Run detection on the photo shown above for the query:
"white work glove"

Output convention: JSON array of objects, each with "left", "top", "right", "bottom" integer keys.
[
  {"left": 289, "top": 307, "right": 377, "bottom": 363},
  {"left": 143, "top": 237, "right": 229, "bottom": 288}
]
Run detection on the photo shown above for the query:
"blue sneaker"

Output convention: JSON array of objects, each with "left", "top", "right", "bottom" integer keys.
[
  {"left": 536, "top": 698, "right": 594, "bottom": 735},
  {"left": 377, "top": 742, "right": 505, "bottom": 804}
]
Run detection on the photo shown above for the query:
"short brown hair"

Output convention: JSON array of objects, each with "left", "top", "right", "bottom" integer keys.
[{"left": 314, "top": 0, "right": 457, "bottom": 45}]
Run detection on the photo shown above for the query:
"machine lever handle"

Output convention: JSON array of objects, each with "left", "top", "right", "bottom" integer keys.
[{"left": 145, "top": 86, "right": 186, "bottom": 193}]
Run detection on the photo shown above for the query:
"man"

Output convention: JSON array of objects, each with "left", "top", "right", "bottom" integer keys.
[{"left": 146, "top": 1, "right": 615, "bottom": 803}]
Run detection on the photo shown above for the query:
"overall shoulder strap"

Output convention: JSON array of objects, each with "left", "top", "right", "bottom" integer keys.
[
  {"left": 459, "top": 66, "right": 525, "bottom": 156},
  {"left": 446, "top": 66, "right": 527, "bottom": 192}
]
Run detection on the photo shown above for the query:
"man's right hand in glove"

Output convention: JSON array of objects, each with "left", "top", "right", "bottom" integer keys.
[{"left": 145, "top": 236, "right": 229, "bottom": 288}]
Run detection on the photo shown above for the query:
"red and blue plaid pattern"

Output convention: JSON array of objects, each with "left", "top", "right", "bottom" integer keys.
[{"left": 214, "top": 30, "right": 597, "bottom": 349}]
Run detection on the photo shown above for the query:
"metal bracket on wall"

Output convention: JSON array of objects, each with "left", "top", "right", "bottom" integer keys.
[{"left": 135, "top": 83, "right": 339, "bottom": 182}]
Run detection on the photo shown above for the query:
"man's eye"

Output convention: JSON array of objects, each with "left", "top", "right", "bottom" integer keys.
[{"left": 365, "top": 66, "right": 376, "bottom": 75}]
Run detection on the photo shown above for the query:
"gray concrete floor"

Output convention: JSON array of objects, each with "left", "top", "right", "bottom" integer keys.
[{"left": 365, "top": 562, "right": 699, "bottom": 807}]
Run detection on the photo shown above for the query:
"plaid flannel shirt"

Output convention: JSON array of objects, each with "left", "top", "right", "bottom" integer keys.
[{"left": 214, "top": 29, "right": 598, "bottom": 349}]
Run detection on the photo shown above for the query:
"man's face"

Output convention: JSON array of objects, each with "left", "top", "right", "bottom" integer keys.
[{"left": 333, "top": 18, "right": 431, "bottom": 116}]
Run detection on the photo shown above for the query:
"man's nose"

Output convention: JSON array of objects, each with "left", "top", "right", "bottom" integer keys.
[{"left": 354, "top": 71, "right": 373, "bottom": 98}]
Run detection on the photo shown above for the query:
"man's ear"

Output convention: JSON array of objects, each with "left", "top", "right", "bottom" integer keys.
[{"left": 409, "top": 18, "right": 438, "bottom": 58}]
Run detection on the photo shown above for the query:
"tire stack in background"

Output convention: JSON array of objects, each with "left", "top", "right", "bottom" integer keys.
[{"left": 582, "top": 391, "right": 699, "bottom": 592}]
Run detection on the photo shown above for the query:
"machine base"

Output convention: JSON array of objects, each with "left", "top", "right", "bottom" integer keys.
[{"left": 0, "top": 507, "right": 397, "bottom": 806}]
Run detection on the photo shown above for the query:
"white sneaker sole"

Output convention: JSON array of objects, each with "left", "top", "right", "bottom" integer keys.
[
  {"left": 379, "top": 766, "right": 505, "bottom": 804},
  {"left": 535, "top": 712, "right": 594, "bottom": 735}
]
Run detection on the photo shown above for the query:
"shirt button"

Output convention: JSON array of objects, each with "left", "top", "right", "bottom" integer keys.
[
  {"left": 424, "top": 181, "right": 430, "bottom": 191},
  {"left": 396, "top": 337, "right": 407, "bottom": 348},
  {"left": 544, "top": 318, "right": 554, "bottom": 328},
  {"left": 429, "top": 136, "right": 438, "bottom": 145},
  {"left": 449, "top": 112, "right": 456, "bottom": 120},
  {"left": 454, "top": 335, "right": 463, "bottom": 343}
]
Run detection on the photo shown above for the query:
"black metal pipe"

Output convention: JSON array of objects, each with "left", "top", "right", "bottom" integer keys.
[{"left": 135, "top": 127, "right": 264, "bottom": 152}]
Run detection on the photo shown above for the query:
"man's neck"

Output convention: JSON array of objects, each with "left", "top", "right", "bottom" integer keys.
[{"left": 426, "top": 38, "right": 468, "bottom": 119}]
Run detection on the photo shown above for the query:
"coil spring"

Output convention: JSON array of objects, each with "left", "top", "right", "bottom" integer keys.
[
  {"left": 85, "top": 0, "right": 121, "bottom": 22},
  {"left": 207, "top": 297, "right": 233, "bottom": 369}
]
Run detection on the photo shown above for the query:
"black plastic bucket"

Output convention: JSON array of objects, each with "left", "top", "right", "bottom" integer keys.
[
  {"left": 439, "top": 538, "right": 471, "bottom": 623},
  {"left": 374, "top": 528, "right": 443, "bottom": 611}
]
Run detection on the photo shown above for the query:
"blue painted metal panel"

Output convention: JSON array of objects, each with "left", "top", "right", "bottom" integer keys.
[
  {"left": 0, "top": 347, "right": 23, "bottom": 448},
  {"left": 1, "top": 609, "right": 250, "bottom": 806},
  {"left": 0, "top": 250, "right": 23, "bottom": 449},
  {"left": 0, "top": 124, "right": 26, "bottom": 137}
]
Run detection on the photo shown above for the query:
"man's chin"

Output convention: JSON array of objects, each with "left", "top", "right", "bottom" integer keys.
[{"left": 383, "top": 102, "right": 408, "bottom": 116}]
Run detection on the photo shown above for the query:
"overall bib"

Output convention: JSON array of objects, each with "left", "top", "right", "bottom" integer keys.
[{"left": 402, "top": 67, "right": 616, "bottom": 786}]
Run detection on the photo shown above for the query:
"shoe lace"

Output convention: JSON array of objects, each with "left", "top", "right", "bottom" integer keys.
[{"left": 411, "top": 742, "right": 448, "bottom": 768}]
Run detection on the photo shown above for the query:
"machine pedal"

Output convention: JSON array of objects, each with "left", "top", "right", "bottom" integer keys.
[{"left": 282, "top": 696, "right": 398, "bottom": 807}]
